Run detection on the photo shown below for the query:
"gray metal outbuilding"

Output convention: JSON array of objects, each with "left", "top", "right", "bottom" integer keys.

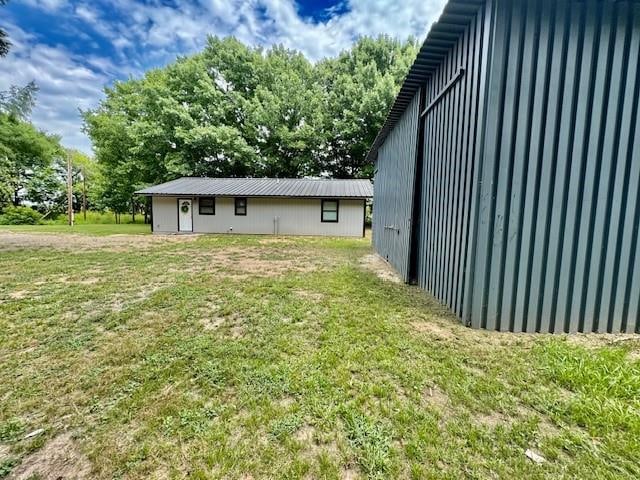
[{"left": 369, "top": 0, "right": 640, "bottom": 333}]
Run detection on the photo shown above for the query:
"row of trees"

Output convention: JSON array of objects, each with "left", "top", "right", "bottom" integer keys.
[
  {"left": 0, "top": 83, "right": 104, "bottom": 219},
  {"left": 0, "top": 2, "right": 114, "bottom": 222},
  {"left": 1, "top": 17, "right": 417, "bottom": 220},
  {"left": 0, "top": 2, "right": 64, "bottom": 218},
  {"left": 84, "top": 35, "right": 418, "bottom": 213}
]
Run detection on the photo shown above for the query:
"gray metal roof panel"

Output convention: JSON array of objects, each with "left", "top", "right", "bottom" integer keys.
[
  {"left": 135, "top": 177, "right": 373, "bottom": 198},
  {"left": 365, "top": 0, "right": 485, "bottom": 163}
]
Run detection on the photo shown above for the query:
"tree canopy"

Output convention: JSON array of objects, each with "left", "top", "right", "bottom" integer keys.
[
  {"left": 0, "top": 0, "right": 10, "bottom": 58},
  {"left": 0, "top": 81, "right": 38, "bottom": 120},
  {"left": 0, "top": 113, "right": 62, "bottom": 207},
  {"left": 84, "top": 35, "right": 418, "bottom": 213}
]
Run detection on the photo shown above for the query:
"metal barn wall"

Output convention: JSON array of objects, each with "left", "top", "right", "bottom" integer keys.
[
  {"left": 373, "top": 92, "right": 421, "bottom": 281},
  {"left": 415, "top": 2, "right": 492, "bottom": 318},
  {"left": 467, "top": 0, "right": 640, "bottom": 332}
]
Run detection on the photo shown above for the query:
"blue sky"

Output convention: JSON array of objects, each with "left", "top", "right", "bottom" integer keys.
[{"left": 0, "top": 0, "right": 447, "bottom": 153}]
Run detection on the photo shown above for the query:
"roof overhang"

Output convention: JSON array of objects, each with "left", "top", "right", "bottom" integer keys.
[
  {"left": 365, "top": 0, "right": 485, "bottom": 163},
  {"left": 134, "top": 177, "right": 373, "bottom": 199}
]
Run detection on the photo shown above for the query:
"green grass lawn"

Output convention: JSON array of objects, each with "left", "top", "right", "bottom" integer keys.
[
  {"left": 0, "top": 230, "right": 639, "bottom": 479},
  {"left": 0, "top": 223, "right": 150, "bottom": 236}
]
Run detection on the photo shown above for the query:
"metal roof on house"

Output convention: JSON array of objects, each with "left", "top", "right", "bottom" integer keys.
[
  {"left": 365, "top": 0, "right": 484, "bottom": 163},
  {"left": 135, "top": 177, "right": 373, "bottom": 198}
]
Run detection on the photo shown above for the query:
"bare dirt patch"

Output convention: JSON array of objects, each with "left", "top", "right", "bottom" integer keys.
[
  {"left": 0, "top": 232, "right": 197, "bottom": 253},
  {"left": 209, "top": 313, "right": 248, "bottom": 339},
  {"left": 277, "top": 396, "right": 296, "bottom": 408},
  {"left": 8, "top": 432, "right": 91, "bottom": 480},
  {"left": 8, "top": 290, "right": 29, "bottom": 300},
  {"left": 566, "top": 333, "right": 640, "bottom": 360},
  {"left": 423, "top": 385, "right": 454, "bottom": 428},
  {"left": 183, "top": 247, "right": 323, "bottom": 278},
  {"left": 257, "top": 237, "right": 294, "bottom": 245},
  {"left": 231, "top": 324, "right": 246, "bottom": 339},
  {"left": 359, "top": 254, "right": 401, "bottom": 283},
  {"left": 424, "top": 385, "right": 450, "bottom": 410},
  {"left": 293, "top": 289, "right": 325, "bottom": 302},
  {"left": 411, "top": 319, "right": 460, "bottom": 342},
  {"left": 341, "top": 467, "right": 359, "bottom": 479},
  {"left": 294, "top": 425, "right": 315, "bottom": 443},
  {"left": 0, "top": 444, "right": 10, "bottom": 461},
  {"left": 474, "top": 411, "right": 511, "bottom": 429},
  {"left": 108, "top": 285, "right": 165, "bottom": 313},
  {"left": 410, "top": 316, "right": 539, "bottom": 351},
  {"left": 202, "top": 316, "right": 225, "bottom": 331},
  {"left": 294, "top": 425, "right": 342, "bottom": 468}
]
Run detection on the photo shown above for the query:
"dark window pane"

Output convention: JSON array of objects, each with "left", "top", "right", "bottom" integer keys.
[
  {"left": 322, "top": 199, "right": 339, "bottom": 222},
  {"left": 199, "top": 197, "right": 215, "bottom": 215},
  {"left": 235, "top": 198, "right": 247, "bottom": 215}
]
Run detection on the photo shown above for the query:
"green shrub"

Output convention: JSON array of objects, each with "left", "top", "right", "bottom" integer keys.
[
  {"left": 0, "top": 206, "right": 43, "bottom": 225},
  {"left": 46, "top": 211, "right": 146, "bottom": 225}
]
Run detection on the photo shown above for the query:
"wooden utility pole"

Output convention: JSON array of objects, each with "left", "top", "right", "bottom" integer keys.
[
  {"left": 82, "top": 167, "right": 87, "bottom": 221},
  {"left": 67, "top": 151, "right": 73, "bottom": 226}
]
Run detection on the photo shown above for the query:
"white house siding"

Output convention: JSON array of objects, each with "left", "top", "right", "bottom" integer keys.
[
  {"left": 152, "top": 196, "right": 178, "bottom": 232},
  {"left": 152, "top": 196, "right": 365, "bottom": 237}
]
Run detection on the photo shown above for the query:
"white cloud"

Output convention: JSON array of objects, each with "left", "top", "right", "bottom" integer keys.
[
  {"left": 0, "top": 24, "right": 117, "bottom": 153},
  {"left": 21, "top": 0, "right": 68, "bottom": 12},
  {"left": 1, "top": 0, "right": 449, "bottom": 154},
  {"left": 74, "top": 4, "right": 99, "bottom": 23}
]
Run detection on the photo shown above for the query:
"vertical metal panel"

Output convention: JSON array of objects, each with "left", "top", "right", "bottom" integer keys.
[
  {"left": 462, "top": 0, "right": 494, "bottom": 324},
  {"left": 469, "top": 0, "right": 640, "bottom": 332},
  {"left": 372, "top": 92, "right": 420, "bottom": 281},
  {"left": 527, "top": 0, "right": 570, "bottom": 333},
  {"left": 499, "top": 0, "right": 542, "bottom": 332},
  {"left": 372, "top": 0, "right": 640, "bottom": 333},
  {"left": 556, "top": 0, "right": 601, "bottom": 333},
  {"left": 418, "top": 2, "right": 491, "bottom": 317},
  {"left": 613, "top": 16, "right": 640, "bottom": 333},
  {"left": 541, "top": 2, "right": 584, "bottom": 333},
  {"left": 469, "top": 0, "right": 510, "bottom": 329}
]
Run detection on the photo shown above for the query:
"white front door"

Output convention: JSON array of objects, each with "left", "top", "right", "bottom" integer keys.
[{"left": 178, "top": 198, "right": 193, "bottom": 232}]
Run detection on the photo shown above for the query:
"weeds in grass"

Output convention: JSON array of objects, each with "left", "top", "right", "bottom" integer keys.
[{"left": 343, "top": 410, "right": 393, "bottom": 477}]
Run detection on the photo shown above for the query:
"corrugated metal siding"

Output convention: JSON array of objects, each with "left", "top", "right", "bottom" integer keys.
[
  {"left": 371, "top": 0, "right": 639, "bottom": 333},
  {"left": 467, "top": 0, "right": 640, "bottom": 332},
  {"left": 417, "top": 1, "right": 491, "bottom": 317},
  {"left": 366, "top": 0, "right": 489, "bottom": 163},
  {"left": 373, "top": 92, "right": 420, "bottom": 281}
]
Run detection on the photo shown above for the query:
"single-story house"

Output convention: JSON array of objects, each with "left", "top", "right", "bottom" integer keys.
[
  {"left": 368, "top": 0, "right": 640, "bottom": 333},
  {"left": 135, "top": 177, "right": 372, "bottom": 237}
]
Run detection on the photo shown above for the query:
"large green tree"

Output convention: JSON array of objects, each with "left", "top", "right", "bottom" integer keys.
[
  {"left": 84, "top": 34, "right": 417, "bottom": 194},
  {"left": 0, "top": 114, "right": 63, "bottom": 207},
  {"left": 317, "top": 36, "right": 418, "bottom": 177}
]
